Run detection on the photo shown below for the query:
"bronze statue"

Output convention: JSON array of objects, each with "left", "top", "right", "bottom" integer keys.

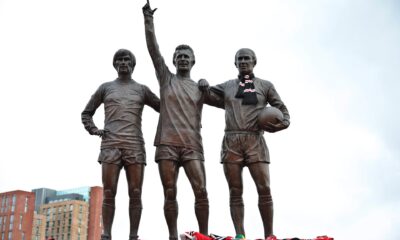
[
  {"left": 142, "top": 1, "right": 222, "bottom": 239},
  {"left": 200, "top": 48, "right": 290, "bottom": 239},
  {"left": 81, "top": 49, "right": 160, "bottom": 240}
]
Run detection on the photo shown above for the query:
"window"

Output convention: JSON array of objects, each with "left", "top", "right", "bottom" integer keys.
[
  {"left": 19, "top": 215, "right": 23, "bottom": 230},
  {"left": 24, "top": 197, "right": 28, "bottom": 213},
  {"left": 0, "top": 196, "right": 4, "bottom": 213},
  {"left": 9, "top": 215, "right": 14, "bottom": 230},
  {"left": 69, "top": 205, "right": 73, "bottom": 211},
  {"left": 11, "top": 194, "right": 16, "bottom": 212},
  {"left": 2, "top": 218, "right": 5, "bottom": 231},
  {"left": 12, "top": 195, "right": 16, "bottom": 204},
  {"left": 8, "top": 231, "right": 12, "bottom": 240},
  {"left": 4, "top": 196, "right": 8, "bottom": 212}
]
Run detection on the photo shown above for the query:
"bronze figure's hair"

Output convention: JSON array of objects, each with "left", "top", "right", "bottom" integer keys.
[
  {"left": 113, "top": 49, "right": 136, "bottom": 69},
  {"left": 173, "top": 44, "right": 195, "bottom": 65},
  {"left": 235, "top": 48, "right": 257, "bottom": 65}
]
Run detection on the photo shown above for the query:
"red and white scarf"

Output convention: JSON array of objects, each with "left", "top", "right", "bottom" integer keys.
[{"left": 235, "top": 74, "right": 258, "bottom": 105}]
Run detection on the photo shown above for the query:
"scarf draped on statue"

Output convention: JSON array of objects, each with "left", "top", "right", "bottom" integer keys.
[{"left": 235, "top": 73, "right": 258, "bottom": 105}]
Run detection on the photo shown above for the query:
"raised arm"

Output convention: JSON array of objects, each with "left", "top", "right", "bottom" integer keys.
[{"left": 142, "top": 0, "right": 169, "bottom": 85}]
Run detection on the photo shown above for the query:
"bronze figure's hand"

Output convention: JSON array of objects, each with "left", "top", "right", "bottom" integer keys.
[
  {"left": 143, "top": 0, "right": 157, "bottom": 16},
  {"left": 262, "top": 120, "right": 289, "bottom": 133},
  {"left": 198, "top": 78, "right": 209, "bottom": 91},
  {"left": 92, "top": 129, "right": 107, "bottom": 137}
]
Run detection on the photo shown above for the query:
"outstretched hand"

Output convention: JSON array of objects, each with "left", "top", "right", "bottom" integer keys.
[{"left": 143, "top": 0, "right": 157, "bottom": 16}]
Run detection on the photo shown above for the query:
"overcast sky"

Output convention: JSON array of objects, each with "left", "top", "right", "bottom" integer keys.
[{"left": 1, "top": 0, "right": 399, "bottom": 239}]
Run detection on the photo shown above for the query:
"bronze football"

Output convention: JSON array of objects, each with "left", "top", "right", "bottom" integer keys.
[{"left": 258, "top": 107, "right": 284, "bottom": 129}]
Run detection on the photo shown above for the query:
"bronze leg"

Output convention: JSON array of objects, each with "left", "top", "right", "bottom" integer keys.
[
  {"left": 248, "top": 162, "right": 273, "bottom": 237},
  {"left": 183, "top": 160, "right": 209, "bottom": 235},
  {"left": 223, "top": 163, "right": 245, "bottom": 237},
  {"left": 158, "top": 160, "right": 179, "bottom": 240},
  {"left": 125, "top": 164, "right": 145, "bottom": 240},
  {"left": 101, "top": 163, "right": 122, "bottom": 240}
]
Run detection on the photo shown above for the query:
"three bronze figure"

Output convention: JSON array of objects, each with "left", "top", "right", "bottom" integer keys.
[{"left": 82, "top": 1, "right": 290, "bottom": 239}]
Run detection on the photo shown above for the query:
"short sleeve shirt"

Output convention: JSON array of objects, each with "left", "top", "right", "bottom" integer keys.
[
  {"left": 150, "top": 55, "right": 205, "bottom": 153},
  {"left": 154, "top": 73, "right": 205, "bottom": 153}
]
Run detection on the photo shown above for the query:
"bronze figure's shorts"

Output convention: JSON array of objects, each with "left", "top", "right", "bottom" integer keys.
[
  {"left": 98, "top": 147, "right": 146, "bottom": 167},
  {"left": 221, "top": 131, "right": 270, "bottom": 165},
  {"left": 155, "top": 145, "right": 204, "bottom": 163}
]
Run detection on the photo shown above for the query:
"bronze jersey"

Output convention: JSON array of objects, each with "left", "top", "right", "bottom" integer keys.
[
  {"left": 211, "top": 78, "right": 290, "bottom": 132},
  {"left": 82, "top": 79, "right": 160, "bottom": 149}
]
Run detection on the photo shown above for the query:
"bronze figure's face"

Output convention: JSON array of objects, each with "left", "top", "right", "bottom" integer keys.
[
  {"left": 174, "top": 49, "right": 195, "bottom": 72},
  {"left": 115, "top": 54, "right": 134, "bottom": 75},
  {"left": 235, "top": 48, "right": 257, "bottom": 75}
]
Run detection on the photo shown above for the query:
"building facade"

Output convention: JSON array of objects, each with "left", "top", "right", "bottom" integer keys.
[
  {"left": 32, "top": 213, "right": 46, "bottom": 240},
  {"left": 86, "top": 187, "right": 102, "bottom": 240},
  {"left": 0, "top": 190, "right": 35, "bottom": 240},
  {"left": 38, "top": 200, "right": 89, "bottom": 240},
  {"left": 32, "top": 186, "right": 103, "bottom": 240}
]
